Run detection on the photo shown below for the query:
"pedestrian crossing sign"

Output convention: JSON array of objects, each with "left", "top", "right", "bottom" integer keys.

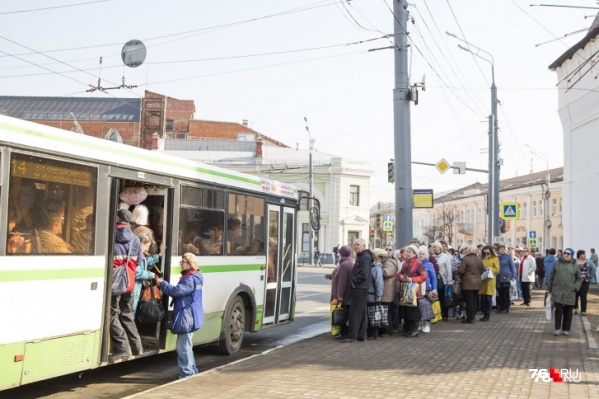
[
  {"left": 501, "top": 202, "right": 519, "bottom": 220},
  {"left": 383, "top": 221, "right": 393, "bottom": 232}
]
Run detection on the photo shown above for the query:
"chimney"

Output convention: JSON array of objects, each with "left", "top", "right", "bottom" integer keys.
[{"left": 242, "top": 119, "right": 248, "bottom": 126}]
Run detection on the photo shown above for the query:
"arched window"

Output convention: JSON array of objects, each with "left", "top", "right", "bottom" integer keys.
[{"left": 104, "top": 128, "right": 123, "bottom": 143}]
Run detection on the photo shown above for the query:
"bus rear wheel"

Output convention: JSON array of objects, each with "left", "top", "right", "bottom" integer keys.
[{"left": 217, "top": 296, "right": 245, "bottom": 355}]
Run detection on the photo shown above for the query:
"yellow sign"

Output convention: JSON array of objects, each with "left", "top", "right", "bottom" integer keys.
[
  {"left": 11, "top": 159, "right": 92, "bottom": 187},
  {"left": 383, "top": 221, "right": 393, "bottom": 232},
  {"left": 527, "top": 238, "right": 537, "bottom": 249},
  {"left": 413, "top": 189, "right": 433, "bottom": 208},
  {"left": 500, "top": 202, "right": 519, "bottom": 220},
  {"left": 435, "top": 158, "right": 450, "bottom": 174}
]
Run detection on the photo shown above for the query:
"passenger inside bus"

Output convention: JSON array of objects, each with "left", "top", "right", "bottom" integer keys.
[
  {"left": 195, "top": 224, "right": 223, "bottom": 255},
  {"left": 38, "top": 211, "right": 72, "bottom": 254},
  {"left": 226, "top": 217, "right": 243, "bottom": 255},
  {"left": 71, "top": 214, "right": 94, "bottom": 254},
  {"left": 131, "top": 204, "right": 158, "bottom": 255}
]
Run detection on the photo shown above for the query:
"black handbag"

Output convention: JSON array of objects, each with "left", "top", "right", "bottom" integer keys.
[
  {"left": 499, "top": 273, "right": 511, "bottom": 283},
  {"left": 331, "top": 306, "right": 348, "bottom": 326},
  {"left": 136, "top": 284, "right": 165, "bottom": 324}
]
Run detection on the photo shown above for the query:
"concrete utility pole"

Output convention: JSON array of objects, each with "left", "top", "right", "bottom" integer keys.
[
  {"left": 304, "top": 117, "right": 314, "bottom": 265},
  {"left": 447, "top": 32, "right": 500, "bottom": 243},
  {"left": 393, "top": 0, "right": 413, "bottom": 249}
]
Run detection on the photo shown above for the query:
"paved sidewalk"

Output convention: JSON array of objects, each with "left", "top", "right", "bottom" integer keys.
[{"left": 125, "top": 288, "right": 599, "bottom": 399}]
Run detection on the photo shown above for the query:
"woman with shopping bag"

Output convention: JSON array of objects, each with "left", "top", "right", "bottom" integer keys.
[
  {"left": 480, "top": 245, "right": 500, "bottom": 322},
  {"left": 397, "top": 245, "right": 427, "bottom": 338},
  {"left": 329, "top": 245, "right": 353, "bottom": 340},
  {"left": 547, "top": 247, "right": 582, "bottom": 336}
]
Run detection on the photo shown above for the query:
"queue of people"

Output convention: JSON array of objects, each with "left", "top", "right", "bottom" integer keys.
[{"left": 327, "top": 239, "right": 597, "bottom": 342}]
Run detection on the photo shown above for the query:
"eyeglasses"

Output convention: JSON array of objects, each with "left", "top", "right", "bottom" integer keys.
[
  {"left": 180, "top": 259, "right": 189, "bottom": 265},
  {"left": 483, "top": 252, "right": 490, "bottom": 255},
  {"left": 563, "top": 252, "right": 572, "bottom": 256},
  {"left": 386, "top": 248, "right": 393, "bottom": 252}
]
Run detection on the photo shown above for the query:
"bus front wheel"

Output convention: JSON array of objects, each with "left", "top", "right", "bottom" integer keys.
[{"left": 217, "top": 296, "right": 245, "bottom": 355}]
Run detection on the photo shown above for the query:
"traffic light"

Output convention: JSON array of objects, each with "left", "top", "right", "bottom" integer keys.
[
  {"left": 376, "top": 214, "right": 381, "bottom": 229},
  {"left": 387, "top": 162, "right": 394, "bottom": 183}
]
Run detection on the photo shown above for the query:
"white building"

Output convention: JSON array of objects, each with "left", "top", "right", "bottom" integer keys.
[
  {"left": 157, "top": 136, "right": 373, "bottom": 262},
  {"left": 549, "top": 16, "right": 599, "bottom": 252}
]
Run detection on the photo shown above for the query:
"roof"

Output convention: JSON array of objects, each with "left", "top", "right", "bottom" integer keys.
[
  {"left": 0, "top": 96, "right": 142, "bottom": 122},
  {"left": 435, "top": 167, "right": 563, "bottom": 203},
  {"left": 188, "top": 120, "right": 289, "bottom": 148},
  {"left": 549, "top": 14, "right": 599, "bottom": 70}
]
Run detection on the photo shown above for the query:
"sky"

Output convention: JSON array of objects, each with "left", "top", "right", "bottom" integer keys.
[{"left": 1, "top": 0, "right": 596, "bottom": 204}]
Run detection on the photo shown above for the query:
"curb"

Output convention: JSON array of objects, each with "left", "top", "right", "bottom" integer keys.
[{"left": 581, "top": 315, "right": 598, "bottom": 349}]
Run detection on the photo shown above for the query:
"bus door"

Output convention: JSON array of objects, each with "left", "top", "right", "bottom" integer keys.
[
  {"left": 102, "top": 177, "right": 173, "bottom": 361},
  {"left": 263, "top": 204, "right": 296, "bottom": 324}
]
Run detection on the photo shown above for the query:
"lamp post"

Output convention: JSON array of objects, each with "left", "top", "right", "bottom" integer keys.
[
  {"left": 304, "top": 117, "right": 314, "bottom": 266},
  {"left": 525, "top": 144, "right": 551, "bottom": 252},
  {"left": 447, "top": 32, "right": 500, "bottom": 244}
]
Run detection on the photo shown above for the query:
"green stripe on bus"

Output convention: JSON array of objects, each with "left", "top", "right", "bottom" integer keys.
[
  {"left": 172, "top": 264, "right": 264, "bottom": 274},
  {"left": 0, "top": 268, "right": 105, "bottom": 282},
  {"left": 2, "top": 122, "right": 260, "bottom": 186}
]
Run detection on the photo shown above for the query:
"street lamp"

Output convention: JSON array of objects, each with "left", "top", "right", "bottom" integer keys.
[
  {"left": 304, "top": 117, "right": 314, "bottom": 265},
  {"left": 447, "top": 31, "right": 500, "bottom": 244},
  {"left": 525, "top": 143, "right": 551, "bottom": 251}
]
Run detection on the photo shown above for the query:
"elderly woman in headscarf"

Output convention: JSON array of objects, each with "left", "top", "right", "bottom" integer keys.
[
  {"left": 417, "top": 245, "right": 437, "bottom": 333},
  {"left": 131, "top": 204, "right": 158, "bottom": 254}
]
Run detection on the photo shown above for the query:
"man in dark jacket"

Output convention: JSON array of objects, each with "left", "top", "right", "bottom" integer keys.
[
  {"left": 110, "top": 209, "right": 144, "bottom": 361},
  {"left": 342, "top": 238, "right": 372, "bottom": 343}
]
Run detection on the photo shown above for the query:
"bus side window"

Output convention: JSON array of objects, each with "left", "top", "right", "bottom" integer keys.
[
  {"left": 226, "top": 193, "right": 264, "bottom": 255},
  {"left": 7, "top": 153, "right": 97, "bottom": 255},
  {"left": 179, "top": 186, "right": 225, "bottom": 256}
]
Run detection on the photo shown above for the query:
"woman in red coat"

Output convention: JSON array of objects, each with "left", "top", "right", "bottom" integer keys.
[{"left": 397, "top": 245, "right": 427, "bottom": 338}]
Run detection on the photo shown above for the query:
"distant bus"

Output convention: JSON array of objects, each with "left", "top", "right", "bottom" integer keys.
[{"left": 0, "top": 115, "right": 299, "bottom": 391}]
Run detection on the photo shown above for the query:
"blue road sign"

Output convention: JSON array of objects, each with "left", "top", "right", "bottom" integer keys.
[
  {"left": 529, "top": 231, "right": 536, "bottom": 239},
  {"left": 384, "top": 214, "right": 392, "bottom": 222}
]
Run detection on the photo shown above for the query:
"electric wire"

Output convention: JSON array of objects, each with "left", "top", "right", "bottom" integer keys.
[{"left": 0, "top": 0, "right": 110, "bottom": 15}]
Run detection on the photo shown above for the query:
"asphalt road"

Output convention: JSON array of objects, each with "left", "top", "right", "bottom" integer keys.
[{"left": 2, "top": 266, "right": 332, "bottom": 399}]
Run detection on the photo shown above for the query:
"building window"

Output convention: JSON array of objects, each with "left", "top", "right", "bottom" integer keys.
[
  {"left": 349, "top": 185, "right": 360, "bottom": 206},
  {"left": 539, "top": 200, "right": 543, "bottom": 216},
  {"left": 166, "top": 119, "right": 174, "bottom": 131},
  {"left": 521, "top": 202, "right": 527, "bottom": 219},
  {"left": 559, "top": 198, "right": 562, "bottom": 214},
  {"left": 532, "top": 201, "right": 537, "bottom": 217},
  {"left": 552, "top": 199, "right": 557, "bottom": 216}
]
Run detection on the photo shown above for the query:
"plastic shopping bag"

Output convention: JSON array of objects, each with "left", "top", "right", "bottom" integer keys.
[
  {"left": 430, "top": 300, "right": 442, "bottom": 324},
  {"left": 509, "top": 279, "right": 519, "bottom": 301},
  {"left": 545, "top": 293, "right": 553, "bottom": 321}
]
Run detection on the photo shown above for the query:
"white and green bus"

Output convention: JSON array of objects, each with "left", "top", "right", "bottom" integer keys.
[{"left": 0, "top": 115, "right": 301, "bottom": 391}]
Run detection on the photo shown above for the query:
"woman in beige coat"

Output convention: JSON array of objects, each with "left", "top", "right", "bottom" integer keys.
[
  {"left": 479, "top": 245, "right": 500, "bottom": 322},
  {"left": 457, "top": 244, "right": 483, "bottom": 324},
  {"left": 378, "top": 249, "right": 399, "bottom": 336}
]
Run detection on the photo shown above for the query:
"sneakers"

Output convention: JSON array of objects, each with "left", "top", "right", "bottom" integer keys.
[
  {"left": 562, "top": 331, "right": 570, "bottom": 336},
  {"left": 422, "top": 321, "right": 431, "bottom": 333},
  {"left": 574, "top": 308, "right": 579, "bottom": 315},
  {"left": 554, "top": 329, "right": 562, "bottom": 336},
  {"left": 581, "top": 312, "right": 587, "bottom": 316}
]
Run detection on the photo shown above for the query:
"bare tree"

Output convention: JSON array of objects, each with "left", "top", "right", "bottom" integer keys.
[{"left": 424, "top": 205, "right": 457, "bottom": 246}]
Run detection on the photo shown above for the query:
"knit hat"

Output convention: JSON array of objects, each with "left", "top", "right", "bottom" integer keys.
[
  {"left": 406, "top": 245, "right": 419, "bottom": 255},
  {"left": 565, "top": 247, "right": 575, "bottom": 257},
  {"left": 339, "top": 245, "right": 352, "bottom": 257},
  {"left": 117, "top": 209, "right": 132, "bottom": 224}
]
